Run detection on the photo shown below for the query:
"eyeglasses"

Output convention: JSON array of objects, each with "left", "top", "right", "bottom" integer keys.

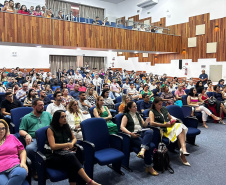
[{"left": 0, "top": 127, "right": 6, "bottom": 131}]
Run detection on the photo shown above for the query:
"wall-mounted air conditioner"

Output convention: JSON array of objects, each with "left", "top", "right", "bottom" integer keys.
[{"left": 137, "top": 0, "right": 158, "bottom": 8}]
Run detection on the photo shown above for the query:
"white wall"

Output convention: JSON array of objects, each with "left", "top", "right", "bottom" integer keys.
[{"left": 116, "top": 0, "right": 226, "bottom": 26}]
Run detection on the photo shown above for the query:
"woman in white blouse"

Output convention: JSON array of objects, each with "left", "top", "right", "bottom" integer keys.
[{"left": 66, "top": 100, "right": 85, "bottom": 140}]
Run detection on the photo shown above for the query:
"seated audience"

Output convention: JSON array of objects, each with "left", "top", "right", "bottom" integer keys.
[
  {"left": 1, "top": 92, "right": 21, "bottom": 123},
  {"left": 175, "top": 84, "right": 186, "bottom": 100},
  {"left": 74, "top": 71, "right": 83, "bottom": 82},
  {"left": 206, "top": 81, "right": 214, "bottom": 92},
  {"left": 39, "top": 90, "right": 52, "bottom": 105},
  {"left": 101, "top": 89, "right": 115, "bottom": 110},
  {"left": 213, "top": 85, "right": 224, "bottom": 102},
  {"left": 18, "top": 4, "right": 29, "bottom": 15},
  {"left": 78, "top": 91, "right": 91, "bottom": 119},
  {"left": 93, "top": 96, "right": 118, "bottom": 134},
  {"left": 24, "top": 89, "right": 38, "bottom": 107},
  {"left": 186, "top": 80, "right": 194, "bottom": 89},
  {"left": 140, "top": 93, "right": 152, "bottom": 113},
  {"left": 14, "top": 2, "right": 20, "bottom": 13},
  {"left": 1, "top": 0, "right": 14, "bottom": 13},
  {"left": 0, "top": 119, "right": 28, "bottom": 185},
  {"left": 127, "top": 83, "right": 140, "bottom": 100},
  {"left": 141, "top": 84, "right": 154, "bottom": 99},
  {"left": 19, "top": 99, "right": 52, "bottom": 174},
  {"left": 86, "top": 87, "right": 97, "bottom": 106},
  {"left": 56, "top": 10, "right": 63, "bottom": 19},
  {"left": 149, "top": 81, "right": 156, "bottom": 91},
  {"left": 66, "top": 100, "right": 85, "bottom": 140},
  {"left": 121, "top": 101, "right": 158, "bottom": 175},
  {"left": 62, "top": 88, "right": 74, "bottom": 107},
  {"left": 122, "top": 78, "right": 130, "bottom": 92},
  {"left": 78, "top": 80, "right": 87, "bottom": 92},
  {"left": 67, "top": 78, "right": 76, "bottom": 92},
  {"left": 46, "top": 92, "right": 66, "bottom": 116},
  {"left": 119, "top": 95, "right": 130, "bottom": 113},
  {"left": 110, "top": 78, "right": 121, "bottom": 97},
  {"left": 199, "top": 87, "right": 226, "bottom": 122},
  {"left": 44, "top": 84, "right": 53, "bottom": 95},
  {"left": 70, "top": 84, "right": 80, "bottom": 100},
  {"left": 217, "top": 79, "right": 224, "bottom": 90},
  {"left": 160, "top": 86, "right": 175, "bottom": 105},
  {"left": 195, "top": 81, "right": 204, "bottom": 94},
  {"left": 149, "top": 97, "right": 190, "bottom": 166},
  {"left": 45, "top": 110, "right": 101, "bottom": 185},
  {"left": 187, "top": 87, "right": 221, "bottom": 128},
  {"left": 32, "top": 5, "right": 42, "bottom": 16}
]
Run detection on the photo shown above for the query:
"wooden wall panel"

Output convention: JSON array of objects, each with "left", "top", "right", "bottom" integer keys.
[{"left": 0, "top": 12, "right": 181, "bottom": 53}]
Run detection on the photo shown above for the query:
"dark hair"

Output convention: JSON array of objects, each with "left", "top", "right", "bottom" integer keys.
[
  {"left": 103, "top": 83, "right": 108, "bottom": 88},
  {"left": 32, "top": 98, "right": 43, "bottom": 106},
  {"left": 35, "top": 5, "right": 40, "bottom": 11},
  {"left": 143, "top": 84, "right": 149, "bottom": 89},
  {"left": 0, "top": 119, "right": 9, "bottom": 140},
  {"left": 142, "top": 93, "right": 148, "bottom": 99},
  {"left": 79, "top": 91, "right": 85, "bottom": 96},
  {"left": 101, "top": 89, "right": 109, "bottom": 98},
  {"left": 151, "top": 97, "right": 163, "bottom": 110},
  {"left": 27, "top": 89, "right": 35, "bottom": 100},
  {"left": 50, "top": 110, "right": 71, "bottom": 132},
  {"left": 195, "top": 81, "right": 203, "bottom": 88},
  {"left": 199, "top": 87, "right": 205, "bottom": 93},
  {"left": 54, "top": 91, "right": 62, "bottom": 98},
  {"left": 130, "top": 82, "right": 134, "bottom": 86},
  {"left": 188, "top": 87, "right": 198, "bottom": 97},
  {"left": 124, "top": 101, "right": 136, "bottom": 113},
  {"left": 5, "top": 92, "right": 12, "bottom": 97},
  {"left": 15, "top": 2, "right": 20, "bottom": 8},
  {"left": 214, "top": 85, "right": 220, "bottom": 91},
  {"left": 218, "top": 79, "right": 224, "bottom": 84}
]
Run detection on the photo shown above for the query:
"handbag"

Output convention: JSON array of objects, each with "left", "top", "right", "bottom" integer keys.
[
  {"left": 208, "top": 96, "right": 217, "bottom": 105},
  {"left": 153, "top": 129, "right": 174, "bottom": 174},
  {"left": 54, "top": 147, "right": 77, "bottom": 156}
]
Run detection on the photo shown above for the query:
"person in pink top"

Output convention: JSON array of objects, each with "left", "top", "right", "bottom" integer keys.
[
  {"left": 67, "top": 78, "right": 76, "bottom": 91},
  {"left": 32, "top": 5, "right": 42, "bottom": 16},
  {"left": 78, "top": 80, "right": 87, "bottom": 92},
  {"left": 110, "top": 78, "right": 122, "bottom": 97},
  {"left": 175, "top": 84, "right": 186, "bottom": 100},
  {"left": 0, "top": 119, "right": 28, "bottom": 185}
]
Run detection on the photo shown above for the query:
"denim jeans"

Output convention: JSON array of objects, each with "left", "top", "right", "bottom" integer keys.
[
  {"left": 26, "top": 139, "right": 37, "bottom": 171},
  {"left": 131, "top": 130, "right": 153, "bottom": 166},
  {"left": 0, "top": 167, "right": 28, "bottom": 185}
]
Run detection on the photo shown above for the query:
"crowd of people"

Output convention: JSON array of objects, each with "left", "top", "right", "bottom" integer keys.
[{"left": 0, "top": 64, "right": 226, "bottom": 184}]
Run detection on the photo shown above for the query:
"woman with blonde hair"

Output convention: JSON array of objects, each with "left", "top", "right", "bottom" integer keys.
[
  {"left": 118, "top": 94, "right": 130, "bottom": 113},
  {"left": 66, "top": 100, "right": 85, "bottom": 140},
  {"left": 93, "top": 96, "right": 118, "bottom": 134}
]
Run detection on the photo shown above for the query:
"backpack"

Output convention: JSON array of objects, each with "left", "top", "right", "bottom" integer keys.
[{"left": 153, "top": 142, "right": 174, "bottom": 174}]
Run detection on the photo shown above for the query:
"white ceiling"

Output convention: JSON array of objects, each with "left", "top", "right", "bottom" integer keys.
[{"left": 99, "top": 0, "right": 125, "bottom": 4}]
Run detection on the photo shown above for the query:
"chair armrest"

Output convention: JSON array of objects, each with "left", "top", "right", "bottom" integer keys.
[
  {"left": 26, "top": 157, "right": 32, "bottom": 185},
  {"left": 36, "top": 151, "right": 47, "bottom": 185},
  {"left": 182, "top": 106, "right": 192, "bottom": 118},
  {"left": 109, "top": 134, "right": 123, "bottom": 151},
  {"left": 9, "top": 122, "right": 15, "bottom": 134},
  {"left": 184, "top": 117, "right": 199, "bottom": 128},
  {"left": 75, "top": 143, "right": 84, "bottom": 164},
  {"left": 26, "top": 157, "right": 31, "bottom": 166}
]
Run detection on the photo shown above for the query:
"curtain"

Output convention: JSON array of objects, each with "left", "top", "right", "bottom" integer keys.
[
  {"left": 50, "top": 55, "right": 77, "bottom": 75},
  {"left": 83, "top": 56, "right": 105, "bottom": 71},
  {"left": 79, "top": 4, "right": 104, "bottom": 20},
  {"left": 46, "top": 0, "right": 71, "bottom": 17}
]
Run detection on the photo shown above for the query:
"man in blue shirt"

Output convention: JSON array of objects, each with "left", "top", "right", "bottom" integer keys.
[
  {"left": 199, "top": 70, "right": 208, "bottom": 86},
  {"left": 67, "top": 66, "right": 75, "bottom": 75},
  {"left": 70, "top": 84, "right": 79, "bottom": 100},
  {"left": 140, "top": 93, "right": 152, "bottom": 113}
]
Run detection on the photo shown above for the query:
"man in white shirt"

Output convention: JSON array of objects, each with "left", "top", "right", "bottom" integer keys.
[
  {"left": 93, "top": 74, "right": 102, "bottom": 87},
  {"left": 74, "top": 70, "right": 83, "bottom": 82},
  {"left": 149, "top": 81, "right": 156, "bottom": 91},
  {"left": 46, "top": 91, "right": 66, "bottom": 116},
  {"left": 122, "top": 79, "right": 130, "bottom": 92},
  {"left": 16, "top": 83, "right": 28, "bottom": 101},
  {"left": 186, "top": 80, "right": 194, "bottom": 89},
  {"left": 78, "top": 91, "right": 91, "bottom": 119}
]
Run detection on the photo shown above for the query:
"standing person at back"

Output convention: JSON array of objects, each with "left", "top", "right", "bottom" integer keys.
[
  {"left": 199, "top": 70, "right": 208, "bottom": 86},
  {"left": 19, "top": 99, "right": 52, "bottom": 176},
  {"left": 46, "top": 92, "right": 66, "bottom": 116}
]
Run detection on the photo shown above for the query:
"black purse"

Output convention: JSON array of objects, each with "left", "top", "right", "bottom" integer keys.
[{"left": 208, "top": 96, "right": 217, "bottom": 105}]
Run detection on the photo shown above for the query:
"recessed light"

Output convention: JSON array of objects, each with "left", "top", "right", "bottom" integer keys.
[
  {"left": 108, "top": 50, "right": 112, "bottom": 52},
  {"left": 134, "top": 51, "right": 138, "bottom": 54},
  {"left": 156, "top": 52, "right": 159, "bottom": 54},
  {"left": 36, "top": 46, "right": 42, "bottom": 48},
  {"left": 76, "top": 48, "right": 81, "bottom": 51}
]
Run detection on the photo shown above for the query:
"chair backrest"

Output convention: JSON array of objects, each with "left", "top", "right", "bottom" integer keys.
[
  {"left": 182, "top": 95, "right": 188, "bottom": 105},
  {"left": 152, "top": 89, "right": 158, "bottom": 96},
  {"left": 105, "top": 22, "right": 110, "bottom": 26},
  {"left": 0, "top": 93, "right": 5, "bottom": 105},
  {"left": 81, "top": 118, "right": 109, "bottom": 151},
  {"left": 115, "top": 113, "right": 123, "bottom": 132},
  {"left": 143, "top": 109, "right": 150, "bottom": 118},
  {"left": 118, "top": 24, "right": 125, "bottom": 28},
  {"left": 11, "top": 107, "right": 33, "bottom": 133},
  {"left": 172, "top": 90, "right": 175, "bottom": 96},
  {"left": 79, "top": 17, "right": 86, "bottom": 22},
  {"left": 185, "top": 89, "right": 190, "bottom": 95},
  {"left": 123, "top": 89, "right": 127, "bottom": 94},
  {"left": 52, "top": 86, "right": 60, "bottom": 91},
  {"left": 116, "top": 96, "right": 122, "bottom": 103},
  {"left": 115, "top": 103, "right": 121, "bottom": 114},
  {"left": 89, "top": 106, "right": 96, "bottom": 118},
  {"left": 126, "top": 26, "right": 133, "bottom": 30},
  {"left": 98, "top": 20, "right": 102, "bottom": 25},
  {"left": 36, "top": 126, "right": 49, "bottom": 153},
  {"left": 136, "top": 100, "right": 144, "bottom": 113},
  {"left": 206, "top": 92, "right": 213, "bottom": 97},
  {"left": 166, "top": 105, "right": 184, "bottom": 122},
  {"left": 47, "top": 94, "right": 54, "bottom": 100}
]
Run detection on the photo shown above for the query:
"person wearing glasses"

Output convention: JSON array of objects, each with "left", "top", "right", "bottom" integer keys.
[
  {"left": 19, "top": 99, "right": 52, "bottom": 177},
  {"left": 0, "top": 119, "right": 29, "bottom": 185},
  {"left": 140, "top": 93, "right": 152, "bottom": 113}
]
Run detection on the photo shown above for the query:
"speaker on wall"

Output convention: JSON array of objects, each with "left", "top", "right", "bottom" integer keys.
[{"left": 179, "top": 59, "right": 182, "bottom": 69}]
